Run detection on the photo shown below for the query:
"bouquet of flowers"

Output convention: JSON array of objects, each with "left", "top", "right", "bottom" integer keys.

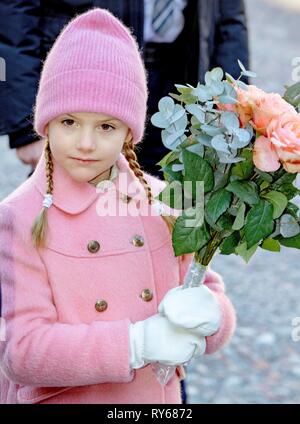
[{"left": 150, "top": 61, "right": 300, "bottom": 384}]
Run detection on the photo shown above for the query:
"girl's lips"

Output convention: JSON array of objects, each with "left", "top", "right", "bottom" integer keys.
[{"left": 72, "top": 158, "right": 99, "bottom": 164}]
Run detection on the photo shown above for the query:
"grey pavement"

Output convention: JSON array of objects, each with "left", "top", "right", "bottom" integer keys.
[{"left": 0, "top": 0, "right": 300, "bottom": 404}]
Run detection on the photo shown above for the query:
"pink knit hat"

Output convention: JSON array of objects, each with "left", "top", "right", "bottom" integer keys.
[{"left": 33, "top": 7, "right": 148, "bottom": 144}]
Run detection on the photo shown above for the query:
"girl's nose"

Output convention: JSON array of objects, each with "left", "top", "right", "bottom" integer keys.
[{"left": 76, "top": 132, "right": 97, "bottom": 151}]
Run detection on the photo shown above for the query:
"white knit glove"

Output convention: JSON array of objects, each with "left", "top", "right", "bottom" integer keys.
[
  {"left": 129, "top": 313, "right": 206, "bottom": 370},
  {"left": 158, "top": 285, "right": 221, "bottom": 337}
]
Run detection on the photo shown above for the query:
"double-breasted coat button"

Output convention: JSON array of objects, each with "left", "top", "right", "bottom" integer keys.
[
  {"left": 95, "top": 299, "right": 108, "bottom": 312},
  {"left": 140, "top": 289, "right": 153, "bottom": 302},
  {"left": 87, "top": 240, "right": 100, "bottom": 253},
  {"left": 131, "top": 235, "right": 144, "bottom": 247}
]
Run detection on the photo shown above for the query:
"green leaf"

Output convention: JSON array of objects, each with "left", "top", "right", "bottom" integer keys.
[
  {"left": 230, "top": 149, "right": 254, "bottom": 180},
  {"left": 260, "top": 181, "right": 270, "bottom": 190},
  {"left": 175, "top": 84, "right": 193, "bottom": 94},
  {"left": 216, "top": 214, "right": 235, "bottom": 236},
  {"left": 271, "top": 172, "right": 298, "bottom": 200},
  {"left": 213, "top": 170, "right": 230, "bottom": 192},
  {"left": 226, "top": 180, "right": 259, "bottom": 206},
  {"left": 157, "top": 180, "right": 183, "bottom": 209},
  {"left": 277, "top": 233, "right": 300, "bottom": 249},
  {"left": 283, "top": 81, "right": 300, "bottom": 108},
  {"left": 255, "top": 168, "right": 273, "bottom": 182},
  {"left": 205, "top": 188, "right": 232, "bottom": 224},
  {"left": 172, "top": 208, "right": 211, "bottom": 256},
  {"left": 235, "top": 241, "right": 259, "bottom": 263},
  {"left": 183, "top": 149, "right": 214, "bottom": 195},
  {"left": 285, "top": 201, "right": 300, "bottom": 220},
  {"left": 219, "top": 231, "right": 240, "bottom": 255},
  {"left": 162, "top": 161, "right": 184, "bottom": 184},
  {"left": 261, "top": 238, "right": 281, "bottom": 252},
  {"left": 244, "top": 200, "right": 274, "bottom": 249},
  {"left": 261, "top": 191, "right": 288, "bottom": 219},
  {"left": 232, "top": 202, "right": 246, "bottom": 230},
  {"left": 156, "top": 150, "right": 180, "bottom": 168}
]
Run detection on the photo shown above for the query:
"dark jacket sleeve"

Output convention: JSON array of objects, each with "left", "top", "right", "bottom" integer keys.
[
  {"left": 0, "top": 0, "right": 42, "bottom": 148},
  {"left": 211, "top": 0, "right": 249, "bottom": 82}
]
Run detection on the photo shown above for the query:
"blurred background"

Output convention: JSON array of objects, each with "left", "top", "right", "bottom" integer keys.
[{"left": 0, "top": 0, "right": 300, "bottom": 404}]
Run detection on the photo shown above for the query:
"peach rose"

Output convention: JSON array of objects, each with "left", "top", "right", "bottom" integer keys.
[
  {"left": 251, "top": 93, "right": 296, "bottom": 136},
  {"left": 218, "top": 84, "right": 296, "bottom": 135},
  {"left": 218, "top": 85, "right": 266, "bottom": 127},
  {"left": 253, "top": 112, "right": 300, "bottom": 173}
]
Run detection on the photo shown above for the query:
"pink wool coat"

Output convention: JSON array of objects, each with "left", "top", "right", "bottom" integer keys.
[{"left": 0, "top": 151, "right": 236, "bottom": 404}]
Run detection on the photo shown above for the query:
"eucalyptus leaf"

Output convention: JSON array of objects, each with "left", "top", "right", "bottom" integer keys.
[
  {"left": 218, "top": 94, "right": 238, "bottom": 104},
  {"left": 279, "top": 214, "right": 300, "bottom": 237},
  {"left": 211, "top": 134, "right": 230, "bottom": 153},
  {"left": 185, "top": 142, "right": 204, "bottom": 157},
  {"left": 208, "top": 67, "right": 224, "bottom": 82},
  {"left": 172, "top": 163, "right": 185, "bottom": 173},
  {"left": 195, "top": 133, "right": 212, "bottom": 147},
  {"left": 237, "top": 59, "right": 247, "bottom": 72},
  {"left": 158, "top": 96, "right": 175, "bottom": 118},
  {"left": 192, "top": 84, "right": 212, "bottom": 102},
  {"left": 201, "top": 124, "right": 224, "bottom": 137},
  {"left": 185, "top": 104, "right": 206, "bottom": 124},
  {"left": 208, "top": 81, "right": 224, "bottom": 97},
  {"left": 241, "top": 70, "right": 257, "bottom": 78},
  {"left": 151, "top": 112, "right": 171, "bottom": 128},
  {"left": 218, "top": 154, "right": 245, "bottom": 164},
  {"left": 162, "top": 128, "right": 186, "bottom": 150},
  {"left": 168, "top": 105, "right": 187, "bottom": 125},
  {"left": 231, "top": 128, "right": 251, "bottom": 146},
  {"left": 220, "top": 111, "right": 240, "bottom": 131}
]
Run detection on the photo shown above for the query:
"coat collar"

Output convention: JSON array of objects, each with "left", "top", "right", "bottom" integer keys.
[{"left": 31, "top": 150, "right": 147, "bottom": 215}]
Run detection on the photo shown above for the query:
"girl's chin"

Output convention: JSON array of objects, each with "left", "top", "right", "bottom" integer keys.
[{"left": 68, "top": 171, "right": 96, "bottom": 183}]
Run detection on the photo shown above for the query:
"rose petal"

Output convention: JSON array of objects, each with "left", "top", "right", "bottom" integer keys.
[{"left": 253, "top": 136, "right": 281, "bottom": 172}]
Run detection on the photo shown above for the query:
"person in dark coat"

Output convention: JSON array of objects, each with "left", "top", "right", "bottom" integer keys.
[{"left": 0, "top": 0, "right": 249, "bottom": 404}]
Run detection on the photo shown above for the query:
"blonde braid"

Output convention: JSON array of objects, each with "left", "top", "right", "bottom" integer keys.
[
  {"left": 122, "top": 138, "right": 177, "bottom": 234},
  {"left": 31, "top": 138, "right": 54, "bottom": 248}
]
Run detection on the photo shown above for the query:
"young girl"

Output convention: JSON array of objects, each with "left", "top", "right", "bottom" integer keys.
[{"left": 0, "top": 8, "right": 236, "bottom": 404}]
